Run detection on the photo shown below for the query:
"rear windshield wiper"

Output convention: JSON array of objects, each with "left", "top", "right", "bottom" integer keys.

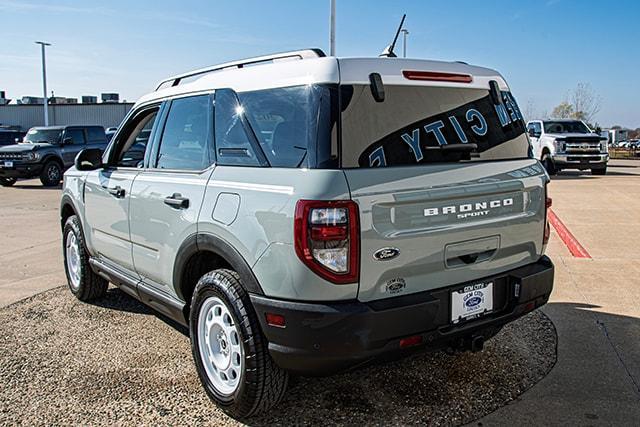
[{"left": 425, "top": 143, "right": 478, "bottom": 153}]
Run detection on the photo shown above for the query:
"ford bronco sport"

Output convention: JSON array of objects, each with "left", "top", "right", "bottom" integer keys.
[
  {"left": 60, "top": 49, "right": 554, "bottom": 418},
  {"left": 0, "top": 125, "right": 107, "bottom": 187}
]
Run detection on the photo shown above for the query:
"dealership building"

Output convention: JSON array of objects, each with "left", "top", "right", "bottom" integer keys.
[{"left": 0, "top": 91, "right": 133, "bottom": 131}]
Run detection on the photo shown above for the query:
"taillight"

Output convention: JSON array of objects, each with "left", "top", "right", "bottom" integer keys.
[
  {"left": 543, "top": 184, "right": 552, "bottom": 245},
  {"left": 294, "top": 200, "right": 360, "bottom": 284}
]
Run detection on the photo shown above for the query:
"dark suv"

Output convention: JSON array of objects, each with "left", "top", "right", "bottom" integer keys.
[
  {"left": 0, "top": 125, "right": 107, "bottom": 187},
  {"left": 0, "top": 129, "right": 26, "bottom": 146}
]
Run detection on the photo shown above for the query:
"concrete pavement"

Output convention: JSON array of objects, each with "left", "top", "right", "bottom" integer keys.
[
  {"left": 478, "top": 159, "right": 640, "bottom": 425},
  {"left": 0, "top": 180, "right": 65, "bottom": 307}
]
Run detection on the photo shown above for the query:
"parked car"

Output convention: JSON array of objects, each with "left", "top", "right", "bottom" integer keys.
[
  {"left": 0, "top": 129, "right": 25, "bottom": 146},
  {"left": 60, "top": 49, "right": 554, "bottom": 418},
  {"left": 527, "top": 119, "right": 609, "bottom": 175},
  {"left": 0, "top": 125, "right": 107, "bottom": 187}
]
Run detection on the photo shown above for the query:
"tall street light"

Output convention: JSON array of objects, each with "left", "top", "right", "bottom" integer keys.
[
  {"left": 35, "top": 41, "right": 51, "bottom": 126},
  {"left": 401, "top": 29, "right": 409, "bottom": 58},
  {"left": 329, "top": 0, "right": 336, "bottom": 56}
]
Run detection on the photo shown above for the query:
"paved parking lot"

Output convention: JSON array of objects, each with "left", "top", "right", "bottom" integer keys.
[{"left": 1, "top": 160, "right": 639, "bottom": 425}]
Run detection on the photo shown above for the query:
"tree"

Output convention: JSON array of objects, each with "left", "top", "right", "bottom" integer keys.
[
  {"left": 550, "top": 83, "right": 602, "bottom": 124},
  {"left": 570, "top": 83, "right": 601, "bottom": 124},
  {"left": 551, "top": 101, "right": 574, "bottom": 119}
]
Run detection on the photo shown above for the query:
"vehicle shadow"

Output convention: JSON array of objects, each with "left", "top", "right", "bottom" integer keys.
[
  {"left": 11, "top": 183, "right": 62, "bottom": 190},
  {"left": 89, "top": 286, "right": 189, "bottom": 336}
]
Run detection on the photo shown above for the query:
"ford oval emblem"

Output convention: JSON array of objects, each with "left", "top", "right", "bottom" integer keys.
[
  {"left": 373, "top": 247, "right": 400, "bottom": 261},
  {"left": 465, "top": 296, "right": 483, "bottom": 308}
]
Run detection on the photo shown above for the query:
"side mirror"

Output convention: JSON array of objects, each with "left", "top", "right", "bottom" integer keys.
[
  {"left": 63, "top": 137, "right": 73, "bottom": 145},
  {"left": 75, "top": 148, "right": 104, "bottom": 171}
]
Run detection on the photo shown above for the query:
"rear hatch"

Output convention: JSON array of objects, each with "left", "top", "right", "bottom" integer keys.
[{"left": 337, "top": 75, "right": 547, "bottom": 302}]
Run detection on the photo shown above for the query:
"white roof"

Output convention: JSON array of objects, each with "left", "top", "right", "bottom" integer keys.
[{"left": 135, "top": 53, "right": 509, "bottom": 108}]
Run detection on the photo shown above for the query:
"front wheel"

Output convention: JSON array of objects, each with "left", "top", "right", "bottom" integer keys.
[
  {"left": 0, "top": 177, "right": 17, "bottom": 187},
  {"left": 63, "top": 215, "right": 108, "bottom": 301},
  {"left": 541, "top": 153, "right": 557, "bottom": 175},
  {"left": 40, "top": 160, "right": 62, "bottom": 187},
  {"left": 190, "top": 269, "right": 288, "bottom": 419}
]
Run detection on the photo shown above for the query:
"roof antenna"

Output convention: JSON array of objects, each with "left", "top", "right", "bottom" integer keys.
[{"left": 379, "top": 14, "right": 406, "bottom": 58}]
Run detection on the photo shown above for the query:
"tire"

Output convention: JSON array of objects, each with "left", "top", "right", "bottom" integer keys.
[
  {"left": 63, "top": 215, "right": 108, "bottom": 301},
  {"left": 0, "top": 177, "right": 16, "bottom": 187},
  {"left": 190, "top": 269, "right": 288, "bottom": 419},
  {"left": 541, "top": 153, "right": 557, "bottom": 175},
  {"left": 40, "top": 160, "right": 63, "bottom": 187},
  {"left": 592, "top": 167, "right": 607, "bottom": 175}
]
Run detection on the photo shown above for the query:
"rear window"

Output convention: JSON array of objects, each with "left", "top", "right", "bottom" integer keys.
[
  {"left": 87, "top": 127, "right": 106, "bottom": 142},
  {"left": 340, "top": 85, "right": 530, "bottom": 168},
  {"left": 231, "top": 84, "right": 338, "bottom": 168},
  {"left": 543, "top": 120, "right": 590, "bottom": 134}
]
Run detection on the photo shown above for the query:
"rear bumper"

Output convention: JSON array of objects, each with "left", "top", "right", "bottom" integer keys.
[
  {"left": 553, "top": 153, "right": 608, "bottom": 168},
  {"left": 251, "top": 256, "right": 554, "bottom": 376},
  {"left": 0, "top": 162, "right": 42, "bottom": 179}
]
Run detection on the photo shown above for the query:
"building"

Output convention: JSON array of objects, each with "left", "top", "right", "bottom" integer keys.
[
  {"left": 101, "top": 93, "right": 120, "bottom": 103},
  {"left": 82, "top": 96, "right": 98, "bottom": 104},
  {"left": 0, "top": 103, "right": 133, "bottom": 130}
]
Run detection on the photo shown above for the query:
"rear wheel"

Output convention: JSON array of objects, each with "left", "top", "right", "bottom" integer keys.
[
  {"left": 40, "top": 160, "right": 62, "bottom": 186},
  {"left": 541, "top": 153, "right": 556, "bottom": 175},
  {"left": 592, "top": 166, "right": 607, "bottom": 175},
  {"left": 63, "top": 215, "right": 108, "bottom": 301},
  {"left": 190, "top": 269, "right": 288, "bottom": 419},
  {"left": 0, "top": 177, "right": 16, "bottom": 187}
]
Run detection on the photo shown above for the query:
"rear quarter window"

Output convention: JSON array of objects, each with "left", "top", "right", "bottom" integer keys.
[{"left": 340, "top": 85, "right": 530, "bottom": 168}]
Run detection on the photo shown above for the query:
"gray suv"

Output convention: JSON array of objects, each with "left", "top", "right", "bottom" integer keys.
[
  {"left": 0, "top": 125, "right": 107, "bottom": 187},
  {"left": 60, "top": 49, "right": 554, "bottom": 418}
]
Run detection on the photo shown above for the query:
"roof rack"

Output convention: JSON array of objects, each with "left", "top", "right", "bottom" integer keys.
[{"left": 155, "top": 48, "right": 326, "bottom": 91}]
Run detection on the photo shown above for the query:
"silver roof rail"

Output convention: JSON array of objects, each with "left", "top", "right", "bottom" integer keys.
[{"left": 155, "top": 48, "right": 326, "bottom": 91}]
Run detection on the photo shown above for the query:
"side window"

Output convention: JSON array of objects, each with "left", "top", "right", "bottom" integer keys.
[
  {"left": 65, "top": 128, "right": 86, "bottom": 145},
  {"left": 533, "top": 122, "right": 542, "bottom": 134},
  {"left": 156, "top": 95, "right": 211, "bottom": 171},
  {"left": 87, "top": 127, "right": 106, "bottom": 142},
  {"left": 113, "top": 109, "right": 159, "bottom": 168},
  {"left": 214, "top": 89, "right": 261, "bottom": 166}
]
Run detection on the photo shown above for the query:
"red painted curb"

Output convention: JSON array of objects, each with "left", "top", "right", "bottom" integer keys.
[{"left": 548, "top": 209, "right": 591, "bottom": 259}]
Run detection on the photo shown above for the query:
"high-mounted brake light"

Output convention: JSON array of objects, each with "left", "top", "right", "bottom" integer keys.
[
  {"left": 294, "top": 200, "right": 360, "bottom": 284},
  {"left": 402, "top": 70, "right": 473, "bottom": 83}
]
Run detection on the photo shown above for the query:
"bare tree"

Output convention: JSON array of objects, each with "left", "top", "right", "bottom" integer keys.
[
  {"left": 549, "top": 83, "right": 602, "bottom": 124},
  {"left": 522, "top": 99, "right": 538, "bottom": 121},
  {"left": 570, "top": 83, "right": 601, "bottom": 123}
]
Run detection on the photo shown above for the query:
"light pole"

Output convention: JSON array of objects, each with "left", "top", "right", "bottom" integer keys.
[
  {"left": 401, "top": 29, "right": 409, "bottom": 58},
  {"left": 35, "top": 41, "right": 51, "bottom": 126},
  {"left": 329, "top": 0, "right": 336, "bottom": 56}
]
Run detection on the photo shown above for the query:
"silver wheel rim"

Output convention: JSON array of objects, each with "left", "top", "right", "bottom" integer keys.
[
  {"left": 65, "top": 230, "right": 81, "bottom": 290},
  {"left": 197, "top": 296, "right": 244, "bottom": 396}
]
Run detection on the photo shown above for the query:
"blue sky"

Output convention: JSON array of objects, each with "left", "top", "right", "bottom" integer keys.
[{"left": 1, "top": 0, "right": 638, "bottom": 127}]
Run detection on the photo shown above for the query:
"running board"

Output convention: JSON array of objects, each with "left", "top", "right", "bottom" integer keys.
[{"left": 89, "top": 258, "right": 187, "bottom": 326}]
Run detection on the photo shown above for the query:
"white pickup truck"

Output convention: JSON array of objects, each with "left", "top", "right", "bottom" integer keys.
[{"left": 527, "top": 119, "right": 609, "bottom": 175}]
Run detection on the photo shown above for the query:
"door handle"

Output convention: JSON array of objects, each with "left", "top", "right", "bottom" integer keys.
[
  {"left": 106, "top": 186, "right": 125, "bottom": 198},
  {"left": 164, "top": 193, "right": 190, "bottom": 209}
]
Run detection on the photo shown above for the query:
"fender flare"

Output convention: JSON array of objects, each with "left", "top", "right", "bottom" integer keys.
[
  {"left": 60, "top": 193, "right": 79, "bottom": 228},
  {"left": 172, "top": 233, "right": 264, "bottom": 301}
]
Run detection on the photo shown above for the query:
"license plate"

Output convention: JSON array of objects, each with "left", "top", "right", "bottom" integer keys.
[
  {"left": 1, "top": 161, "right": 13, "bottom": 168},
  {"left": 451, "top": 281, "right": 493, "bottom": 324}
]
